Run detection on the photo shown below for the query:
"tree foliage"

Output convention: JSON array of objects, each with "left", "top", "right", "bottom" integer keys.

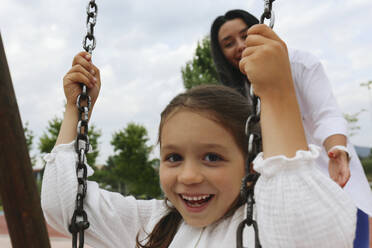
[
  {"left": 360, "top": 80, "right": 372, "bottom": 90},
  {"left": 343, "top": 110, "right": 365, "bottom": 137},
  {"left": 38, "top": 117, "right": 101, "bottom": 168},
  {"left": 24, "top": 121, "right": 36, "bottom": 166},
  {"left": 181, "top": 36, "right": 219, "bottom": 89},
  {"left": 24, "top": 122, "right": 34, "bottom": 153},
  {"left": 95, "top": 123, "right": 161, "bottom": 198}
]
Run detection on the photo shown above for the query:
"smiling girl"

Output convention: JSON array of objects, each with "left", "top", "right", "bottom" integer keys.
[{"left": 42, "top": 49, "right": 356, "bottom": 247}]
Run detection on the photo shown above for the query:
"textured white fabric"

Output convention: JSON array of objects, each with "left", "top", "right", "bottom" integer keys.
[
  {"left": 250, "top": 49, "right": 372, "bottom": 216},
  {"left": 41, "top": 142, "right": 356, "bottom": 248}
]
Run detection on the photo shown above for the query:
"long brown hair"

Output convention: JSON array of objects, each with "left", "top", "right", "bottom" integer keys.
[{"left": 136, "top": 85, "right": 260, "bottom": 248}]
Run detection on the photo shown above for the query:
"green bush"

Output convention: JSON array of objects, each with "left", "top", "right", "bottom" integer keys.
[{"left": 361, "top": 158, "right": 372, "bottom": 182}]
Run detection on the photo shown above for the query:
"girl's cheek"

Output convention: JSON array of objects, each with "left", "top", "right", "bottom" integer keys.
[{"left": 159, "top": 168, "right": 172, "bottom": 191}]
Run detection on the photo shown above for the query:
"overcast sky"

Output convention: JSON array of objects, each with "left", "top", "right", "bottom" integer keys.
[{"left": 1, "top": 0, "right": 372, "bottom": 165}]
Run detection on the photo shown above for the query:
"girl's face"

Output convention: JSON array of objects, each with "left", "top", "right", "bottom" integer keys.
[
  {"left": 218, "top": 18, "right": 249, "bottom": 69},
  {"left": 159, "top": 109, "right": 245, "bottom": 227}
]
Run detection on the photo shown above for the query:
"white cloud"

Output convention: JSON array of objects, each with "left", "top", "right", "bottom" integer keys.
[{"left": 2, "top": 0, "right": 371, "bottom": 164}]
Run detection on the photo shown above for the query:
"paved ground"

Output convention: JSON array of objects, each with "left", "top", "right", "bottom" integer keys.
[
  {"left": 0, "top": 235, "right": 84, "bottom": 248},
  {"left": 0, "top": 214, "right": 371, "bottom": 247},
  {"left": 0, "top": 215, "right": 92, "bottom": 247}
]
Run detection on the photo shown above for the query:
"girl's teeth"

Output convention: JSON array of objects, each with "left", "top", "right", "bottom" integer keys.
[{"left": 181, "top": 194, "right": 210, "bottom": 201}]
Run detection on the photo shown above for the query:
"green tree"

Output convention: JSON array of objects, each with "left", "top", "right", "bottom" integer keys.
[
  {"left": 24, "top": 121, "right": 36, "bottom": 166},
  {"left": 360, "top": 80, "right": 372, "bottom": 90},
  {"left": 24, "top": 121, "right": 34, "bottom": 152},
  {"left": 181, "top": 36, "right": 219, "bottom": 89},
  {"left": 343, "top": 110, "right": 365, "bottom": 137},
  {"left": 98, "top": 123, "right": 161, "bottom": 198},
  {"left": 38, "top": 117, "right": 101, "bottom": 168}
]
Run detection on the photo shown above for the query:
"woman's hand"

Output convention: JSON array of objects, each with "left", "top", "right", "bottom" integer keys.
[
  {"left": 328, "top": 149, "right": 350, "bottom": 188},
  {"left": 239, "top": 24, "right": 293, "bottom": 99},
  {"left": 63, "top": 51, "right": 101, "bottom": 108}
]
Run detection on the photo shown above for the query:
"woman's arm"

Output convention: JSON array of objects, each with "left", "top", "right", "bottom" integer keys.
[{"left": 293, "top": 50, "right": 350, "bottom": 187}]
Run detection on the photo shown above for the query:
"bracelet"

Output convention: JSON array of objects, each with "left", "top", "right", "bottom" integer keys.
[{"left": 328, "top": 145, "right": 351, "bottom": 161}]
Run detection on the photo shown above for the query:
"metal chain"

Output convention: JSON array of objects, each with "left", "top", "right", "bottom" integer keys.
[
  {"left": 260, "top": 0, "right": 275, "bottom": 29},
  {"left": 68, "top": 1, "right": 97, "bottom": 248},
  {"left": 236, "top": 1, "right": 276, "bottom": 247}
]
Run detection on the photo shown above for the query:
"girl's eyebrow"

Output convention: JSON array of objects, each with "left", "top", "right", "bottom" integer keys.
[
  {"left": 161, "top": 143, "right": 228, "bottom": 152},
  {"left": 161, "top": 144, "right": 179, "bottom": 151}
]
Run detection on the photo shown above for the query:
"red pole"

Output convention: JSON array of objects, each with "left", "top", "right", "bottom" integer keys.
[{"left": 0, "top": 32, "right": 51, "bottom": 248}]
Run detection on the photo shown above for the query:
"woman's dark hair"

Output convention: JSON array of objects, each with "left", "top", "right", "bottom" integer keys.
[
  {"left": 136, "top": 84, "right": 260, "bottom": 248},
  {"left": 210, "top": 9, "right": 259, "bottom": 96}
]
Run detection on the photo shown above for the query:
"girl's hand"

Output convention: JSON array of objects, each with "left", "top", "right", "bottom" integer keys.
[
  {"left": 328, "top": 149, "right": 351, "bottom": 188},
  {"left": 239, "top": 24, "right": 293, "bottom": 99},
  {"left": 63, "top": 51, "right": 101, "bottom": 107}
]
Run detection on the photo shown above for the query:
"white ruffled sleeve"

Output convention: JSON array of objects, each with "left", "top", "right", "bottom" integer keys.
[
  {"left": 41, "top": 142, "right": 165, "bottom": 248},
  {"left": 253, "top": 145, "right": 356, "bottom": 248}
]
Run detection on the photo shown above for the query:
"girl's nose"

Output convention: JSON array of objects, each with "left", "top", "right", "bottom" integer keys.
[{"left": 177, "top": 161, "right": 204, "bottom": 185}]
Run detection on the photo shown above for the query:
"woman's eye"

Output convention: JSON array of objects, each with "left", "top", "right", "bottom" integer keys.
[
  {"left": 166, "top": 153, "right": 183, "bottom": 162},
  {"left": 241, "top": 34, "right": 247, "bottom": 40},
  {"left": 204, "top": 153, "right": 223, "bottom": 162},
  {"left": 224, "top": 41, "right": 234, "bottom": 48}
]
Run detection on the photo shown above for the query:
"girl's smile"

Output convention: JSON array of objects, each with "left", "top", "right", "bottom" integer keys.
[{"left": 159, "top": 109, "right": 245, "bottom": 227}]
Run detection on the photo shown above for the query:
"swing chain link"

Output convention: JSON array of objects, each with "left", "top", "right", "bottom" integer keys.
[
  {"left": 237, "top": 1, "right": 276, "bottom": 247},
  {"left": 236, "top": 91, "right": 262, "bottom": 248},
  {"left": 83, "top": 0, "right": 98, "bottom": 54},
  {"left": 260, "top": 0, "right": 275, "bottom": 29},
  {"left": 69, "top": 1, "right": 97, "bottom": 248}
]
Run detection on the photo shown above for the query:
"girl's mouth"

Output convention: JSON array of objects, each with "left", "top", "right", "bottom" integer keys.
[{"left": 179, "top": 194, "right": 215, "bottom": 212}]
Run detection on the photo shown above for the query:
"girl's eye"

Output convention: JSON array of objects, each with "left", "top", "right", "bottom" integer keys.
[
  {"left": 241, "top": 34, "right": 247, "bottom": 40},
  {"left": 204, "top": 153, "right": 223, "bottom": 162},
  {"left": 166, "top": 153, "right": 183, "bottom": 163}
]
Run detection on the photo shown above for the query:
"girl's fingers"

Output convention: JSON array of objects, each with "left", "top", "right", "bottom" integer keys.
[
  {"left": 64, "top": 71, "right": 93, "bottom": 88},
  {"left": 89, "top": 63, "right": 100, "bottom": 84},
  {"left": 241, "top": 46, "right": 257, "bottom": 58},
  {"left": 247, "top": 24, "right": 281, "bottom": 42},
  {"left": 72, "top": 51, "right": 91, "bottom": 66},
  {"left": 72, "top": 52, "right": 93, "bottom": 73},
  {"left": 245, "top": 33, "right": 274, "bottom": 48},
  {"left": 68, "top": 64, "right": 97, "bottom": 86}
]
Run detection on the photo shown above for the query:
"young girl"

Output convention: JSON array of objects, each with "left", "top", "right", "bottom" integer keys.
[
  {"left": 41, "top": 48, "right": 356, "bottom": 247},
  {"left": 210, "top": 9, "right": 371, "bottom": 247}
]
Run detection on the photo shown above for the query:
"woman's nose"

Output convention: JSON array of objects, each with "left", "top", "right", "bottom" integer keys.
[
  {"left": 177, "top": 161, "right": 203, "bottom": 185},
  {"left": 237, "top": 38, "right": 246, "bottom": 53}
]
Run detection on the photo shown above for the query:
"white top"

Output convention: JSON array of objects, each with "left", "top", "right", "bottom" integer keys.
[
  {"left": 41, "top": 142, "right": 356, "bottom": 248},
  {"left": 256, "top": 49, "right": 372, "bottom": 216}
]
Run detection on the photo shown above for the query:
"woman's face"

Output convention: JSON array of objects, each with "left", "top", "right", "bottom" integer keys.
[
  {"left": 218, "top": 18, "right": 249, "bottom": 69},
  {"left": 159, "top": 109, "right": 245, "bottom": 227}
]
